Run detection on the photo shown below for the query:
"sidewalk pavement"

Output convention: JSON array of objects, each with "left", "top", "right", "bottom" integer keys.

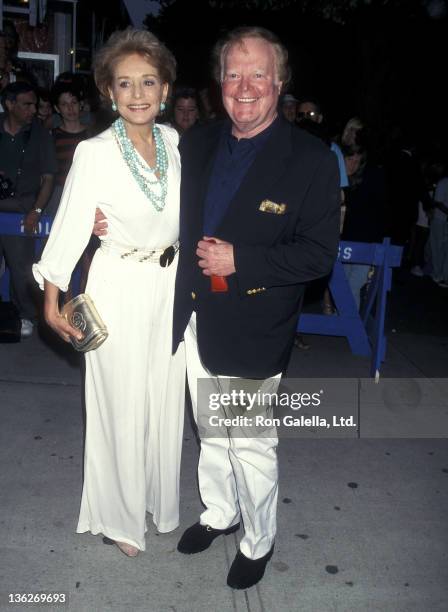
[{"left": 1, "top": 271, "right": 447, "bottom": 612}]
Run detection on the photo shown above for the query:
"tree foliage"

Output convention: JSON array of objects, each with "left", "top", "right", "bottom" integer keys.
[
  {"left": 144, "top": 0, "right": 447, "bottom": 154},
  {"left": 152, "top": 0, "right": 430, "bottom": 25}
]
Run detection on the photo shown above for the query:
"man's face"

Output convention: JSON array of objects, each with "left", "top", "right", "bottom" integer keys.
[
  {"left": 222, "top": 37, "right": 282, "bottom": 138},
  {"left": 297, "top": 102, "right": 322, "bottom": 124},
  {"left": 6, "top": 91, "right": 37, "bottom": 126}
]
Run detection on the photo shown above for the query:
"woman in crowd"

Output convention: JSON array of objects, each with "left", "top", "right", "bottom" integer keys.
[
  {"left": 33, "top": 28, "right": 185, "bottom": 557},
  {"left": 36, "top": 89, "right": 54, "bottom": 129},
  {"left": 341, "top": 142, "right": 387, "bottom": 309},
  {"left": 341, "top": 116, "right": 364, "bottom": 147},
  {"left": 46, "top": 82, "right": 90, "bottom": 217},
  {"left": 47, "top": 82, "right": 93, "bottom": 292},
  {"left": 429, "top": 163, "right": 448, "bottom": 287},
  {"left": 170, "top": 86, "right": 201, "bottom": 135},
  {"left": 409, "top": 158, "right": 441, "bottom": 277}
]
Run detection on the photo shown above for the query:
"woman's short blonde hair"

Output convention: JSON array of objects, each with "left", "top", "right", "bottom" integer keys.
[
  {"left": 94, "top": 28, "right": 176, "bottom": 96},
  {"left": 212, "top": 26, "right": 291, "bottom": 90}
]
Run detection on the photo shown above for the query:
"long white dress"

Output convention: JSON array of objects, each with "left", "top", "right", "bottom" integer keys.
[{"left": 33, "top": 124, "right": 186, "bottom": 551}]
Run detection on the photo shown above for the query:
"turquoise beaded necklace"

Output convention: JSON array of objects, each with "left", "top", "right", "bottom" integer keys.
[{"left": 113, "top": 116, "right": 168, "bottom": 212}]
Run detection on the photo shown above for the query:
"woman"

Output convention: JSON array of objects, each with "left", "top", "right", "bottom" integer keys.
[
  {"left": 36, "top": 88, "right": 54, "bottom": 130},
  {"left": 429, "top": 167, "right": 448, "bottom": 286},
  {"left": 170, "top": 86, "right": 201, "bottom": 135},
  {"left": 33, "top": 29, "right": 185, "bottom": 557},
  {"left": 52, "top": 83, "right": 89, "bottom": 180},
  {"left": 341, "top": 116, "right": 364, "bottom": 148},
  {"left": 45, "top": 82, "right": 90, "bottom": 218},
  {"left": 47, "top": 82, "right": 94, "bottom": 292},
  {"left": 341, "top": 143, "right": 387, "bottom": 310}
]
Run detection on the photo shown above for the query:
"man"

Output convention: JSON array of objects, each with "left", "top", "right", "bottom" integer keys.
[
  {"left": 296, "top": 96, "right": 323, "bottom": 124},
  {"left": 173, "top": 27, "right": 340, "bottom": 589},
  {"left": 0, "top": 81, "right": 57, "bottom": 337}
]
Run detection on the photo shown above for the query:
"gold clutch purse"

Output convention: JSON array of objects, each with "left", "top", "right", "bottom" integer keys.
[{"left": 61, "top": 294, "right": 108, "bottom": 352}]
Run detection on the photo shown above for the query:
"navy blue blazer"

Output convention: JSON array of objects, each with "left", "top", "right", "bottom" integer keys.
[{"left": 173, "top": 118, "right": 340, "bottom": 378}]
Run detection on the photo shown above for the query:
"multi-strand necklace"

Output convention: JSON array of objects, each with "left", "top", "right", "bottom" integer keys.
[{"left": 113, "top": 116, "right": 168, "bottom": 212}]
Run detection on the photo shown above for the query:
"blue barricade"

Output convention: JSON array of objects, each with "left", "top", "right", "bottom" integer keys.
[
  {"left": 1, "top": 213, "right": 401, "bottom": 376},
  {"left": 297, "top": 239, "right": 403, "bottom": 377},
  {"left": 0, "top": 211, "right": 53, "bottom": 238}
]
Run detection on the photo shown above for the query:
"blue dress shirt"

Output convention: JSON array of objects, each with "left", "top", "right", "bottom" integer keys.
[{"left": 203, "top": 118, "right": 277, "bottom": 235}]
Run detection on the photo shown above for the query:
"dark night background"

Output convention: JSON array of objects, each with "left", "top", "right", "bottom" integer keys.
[{"left": 123, "top": 0, "right": 448, "bottom": 159}]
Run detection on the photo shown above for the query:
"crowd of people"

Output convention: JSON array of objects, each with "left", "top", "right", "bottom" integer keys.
[
  {"left": 278, "top": 93, "right": 448, "bottom": 292},
  {"left": 1, "top": 23, "right": 448, "bottom": 593}
]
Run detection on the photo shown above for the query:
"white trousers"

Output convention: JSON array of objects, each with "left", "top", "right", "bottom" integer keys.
[{"left": 184, "top": 313, "right": 280, "bottom": 560}]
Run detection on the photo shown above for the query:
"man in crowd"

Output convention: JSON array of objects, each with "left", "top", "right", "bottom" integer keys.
[
  {"left": 173, "top": 27, "right": 340, "bottom": 589},
  {"left": 0, "top": 81, "right": 57, "bottom": 337}
]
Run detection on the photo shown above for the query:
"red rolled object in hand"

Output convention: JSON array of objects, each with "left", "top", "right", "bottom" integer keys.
[
  {"left": 211, "top": 274, "right": 229, "bottom": 292},
  {"left": 206, "top": 239, "right": 229, "bottom": 293}
]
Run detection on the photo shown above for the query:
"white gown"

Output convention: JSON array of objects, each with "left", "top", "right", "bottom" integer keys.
[{"left": 33, "top": 124, "right": 186, "bottom": 550}]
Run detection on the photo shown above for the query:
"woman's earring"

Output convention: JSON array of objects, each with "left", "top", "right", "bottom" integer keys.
[
  {"left": 111, "top": 100, "right": 117, "bottom": 112},
  {"left": 160, "top": 101, "right": 166, "bottom": 113}
]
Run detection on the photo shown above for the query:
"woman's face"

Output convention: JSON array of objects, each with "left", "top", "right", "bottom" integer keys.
[
  {"left": 109, "top": 53, "right": 168, "bottom": 128},
  {"left": 174, "top": 96, "right": 199, "bottom": 132},
  {"left": 38, "top": 99, "right": 52, "bottom": 121},
  {"left": 345, "top": 153, "right": 362, "bottom": 177},
  {"left": 56, "top": 92, "right": 80, "bottom": 122}
]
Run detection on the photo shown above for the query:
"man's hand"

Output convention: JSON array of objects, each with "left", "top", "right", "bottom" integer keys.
[
  {"left": 196, "top": 236, "right": 235, "bottom": 276},
  {"left": 23, "top": 210, "right": 40, "bottom": 235},
  {"left": 93, "top": 207, "right": 108, "bottom": 236}
]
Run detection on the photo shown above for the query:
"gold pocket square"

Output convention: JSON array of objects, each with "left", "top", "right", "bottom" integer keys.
[{"left": 259, "top": 200, "right": 287, "bottom": 215}]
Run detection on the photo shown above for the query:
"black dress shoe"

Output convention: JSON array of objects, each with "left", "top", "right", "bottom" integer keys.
[
  {"left": 227, "top": 545, "right": 274, "bottom": 589},
  {"left": 177, "top": 521, "right": 240, "bottom": 554}
]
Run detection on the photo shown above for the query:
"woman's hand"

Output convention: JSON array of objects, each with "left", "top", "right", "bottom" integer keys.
[
  {"left": 43, "top": 279, "right": 83, "bottom": 343},
  {"left": 45, "top": 309, "right": 84, "bottom": 343}
]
